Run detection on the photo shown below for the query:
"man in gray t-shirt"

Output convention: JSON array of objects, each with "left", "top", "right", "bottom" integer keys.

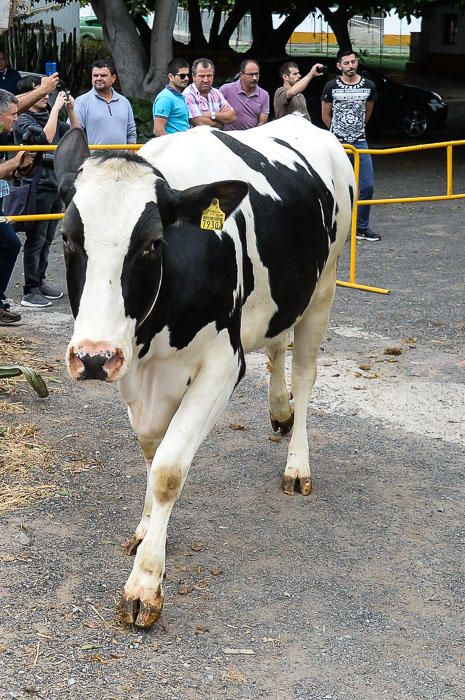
[
  {"left": 74, "top": 59, "right": 136, "bottom": 146},
  {"left": 273, "top": 61, "right": 324, "bottom": 120},
  {"left": 321, "top": 49, "right": 380, "bottom": 242}
]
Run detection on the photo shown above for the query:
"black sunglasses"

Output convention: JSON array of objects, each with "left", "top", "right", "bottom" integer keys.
[{"left": 176, "top": 73, "right": 190, "bottom": 79}]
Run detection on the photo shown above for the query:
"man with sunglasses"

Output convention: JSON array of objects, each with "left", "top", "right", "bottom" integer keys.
[
  {"left": 219, "top": 59, "right": 269, "bottom": 130},
  {"left": 153, "top": 58, "right": 190, "bottom": 136}
]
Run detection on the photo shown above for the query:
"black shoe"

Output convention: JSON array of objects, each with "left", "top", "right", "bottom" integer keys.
[
  {"left": 356, "top": 228, "right": 381, "bottom": 241},
  {"left": 39, "top": 283, "right": 63, "bottom": 300},
  {"left": 0, "top": 307, "right": 21, "bottom": 325}
]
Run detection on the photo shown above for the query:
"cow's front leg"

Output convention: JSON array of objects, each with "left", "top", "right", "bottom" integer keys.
[
  {"left": 123, "top": 436, "right": 161, "bottom": 555},
  {"left": 118, "top": 351, "right": 242, "bottom": 628},
  {"left": 266, "top": 334, "right": 294, "bottom": 435},
  {"left": 282, "top": 267, "right": 337, "bottom": 496}
]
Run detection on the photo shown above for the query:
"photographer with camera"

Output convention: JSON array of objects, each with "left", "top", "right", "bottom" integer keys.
[
  {"left": 13, "top": 76, "right": 79, "bottom": 308},
  {"left": 274, "top": 62, "right": 326, "bottom": 120}
]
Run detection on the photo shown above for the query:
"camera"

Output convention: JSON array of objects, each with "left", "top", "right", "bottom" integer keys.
[
  {"left": 57, "top": 80, "right": 71, "bottom": 104},
  {"left": 316, "top": 65, "right": 328, "bottom": 74}
]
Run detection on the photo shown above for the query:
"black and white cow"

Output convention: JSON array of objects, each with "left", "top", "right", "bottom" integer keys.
[{"left": 54, "top": 116, "right": 355, "bottom": 628}]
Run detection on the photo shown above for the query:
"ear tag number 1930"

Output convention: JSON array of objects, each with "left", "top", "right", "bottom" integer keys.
[{"left": 200, "top": 198, "right": 225, "bottom": 231}]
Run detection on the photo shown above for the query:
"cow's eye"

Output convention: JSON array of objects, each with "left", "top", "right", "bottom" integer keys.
[{"left": 143, "top": 241, "right": 158, "bottom": 256}]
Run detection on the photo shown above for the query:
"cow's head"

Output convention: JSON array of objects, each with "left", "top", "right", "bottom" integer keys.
[{"left": 55, "top": 128, "right": 248, "bottom": 383}]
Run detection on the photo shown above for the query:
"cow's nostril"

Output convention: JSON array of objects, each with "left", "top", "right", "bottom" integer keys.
[{"left": 78, "top": 353, "right": 110, "bottom": 381}]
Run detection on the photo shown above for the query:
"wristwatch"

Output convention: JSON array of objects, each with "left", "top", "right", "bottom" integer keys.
[{"left": 210, "top": 111, "right": 216, "bottom": 121}]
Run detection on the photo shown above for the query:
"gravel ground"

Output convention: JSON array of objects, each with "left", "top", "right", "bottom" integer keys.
[{"left": 0, "top": 132, "right": 464, "bottom": 700}]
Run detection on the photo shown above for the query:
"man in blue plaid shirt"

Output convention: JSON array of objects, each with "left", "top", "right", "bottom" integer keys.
[{"left": 0, "top": 75, "right": 59, "bottom": 324}]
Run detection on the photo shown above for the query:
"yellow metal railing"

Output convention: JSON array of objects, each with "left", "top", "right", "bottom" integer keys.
[
  {"left": 3, "top": 140, "right": 465, "bottom": 295},
  {"left": 341, "top": 139, "right": 465, "bottom": 294}
]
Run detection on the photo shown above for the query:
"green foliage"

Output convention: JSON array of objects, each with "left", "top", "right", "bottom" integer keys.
[
  {"left": 0, "top": 366, "right": 49, "bottom": 398},
  {"left": 128, "top": 96, "right": 154, "bottom": 143}
]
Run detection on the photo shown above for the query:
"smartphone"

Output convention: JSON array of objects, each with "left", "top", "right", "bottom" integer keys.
[{"left": 45, "top": 61, "right": 57, "bottom": 76}]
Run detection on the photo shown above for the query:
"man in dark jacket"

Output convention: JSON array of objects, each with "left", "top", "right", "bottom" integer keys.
[
  {"left": 0, "top": 50, "right": 21, "bottom": 95},
  {"left": 13, "top": 76, "right": 79, "bottom": 308},
  {"left": 0, "top": 90, "right": 37, "bottom": 324}
]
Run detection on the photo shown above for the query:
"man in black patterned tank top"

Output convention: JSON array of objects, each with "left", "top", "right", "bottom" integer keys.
[{"left": 321, "top": 49, "right": 380, "bottom": 242}]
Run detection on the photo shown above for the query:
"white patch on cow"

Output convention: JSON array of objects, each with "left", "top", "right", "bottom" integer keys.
[
  {"left": 122, "top": 324, "right": 239, "bottom": 439},
  {"left": 70, "top": 157, "right": 160, "bottom": 363}
]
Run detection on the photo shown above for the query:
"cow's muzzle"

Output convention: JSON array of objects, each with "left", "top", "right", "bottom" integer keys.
[{"left": 67, "top": 342, "right": 125, "bottom": 382}]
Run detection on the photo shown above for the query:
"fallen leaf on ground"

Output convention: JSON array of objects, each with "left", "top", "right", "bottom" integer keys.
[
  {"left": 191, "top": 541, "right": 204, "bottom": 552},
  {"left": 229, "top": 423, "right": 245, "bottom": 431},
  {"left": 384, "top": 347, "right": 402, "bottom": 356}
]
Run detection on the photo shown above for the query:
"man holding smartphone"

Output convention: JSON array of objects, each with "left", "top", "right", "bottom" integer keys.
[{"left": 274, "top": 62, "right": 325, "bottom": 120}]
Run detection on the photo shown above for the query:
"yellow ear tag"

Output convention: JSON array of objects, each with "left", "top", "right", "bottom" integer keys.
[{"left": 200, "top": 198, "right": 226, "bottom": 231}]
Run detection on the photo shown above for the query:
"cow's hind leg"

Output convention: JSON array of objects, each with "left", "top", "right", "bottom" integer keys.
[
  {"left": 282, "top": 266, "right": 337, "bottom": 496},
  {"left": 267, "top": 334, "right": 294, "bottom": 435},
  {"left": 123, "top": 436, "right": 160, "bottom": 555}
]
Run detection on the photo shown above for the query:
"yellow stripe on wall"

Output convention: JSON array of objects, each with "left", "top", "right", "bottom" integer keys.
[{"left": 288, "top": 31, "right": 411, "bottom": 47}]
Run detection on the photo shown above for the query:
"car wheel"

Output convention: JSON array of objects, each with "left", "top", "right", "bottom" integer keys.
[{"left": 396, "top": 106, "right": 430, "bottom": 139}]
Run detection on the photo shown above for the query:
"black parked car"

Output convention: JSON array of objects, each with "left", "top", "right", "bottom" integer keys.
[{"left": 222, "top": 56, "right": 448, "bottom": 139}]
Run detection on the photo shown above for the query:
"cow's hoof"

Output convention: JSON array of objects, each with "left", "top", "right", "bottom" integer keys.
[
  {"left": 270, "top": 410, "right": 294, "bottom": 435},
  {"left": 281, "top": 474, "right": 312, "bottom": 496},
  {"left": 118, "top": 592, "right": 164, "bottom": 628},
  {"left": 123, "top": 534, "right": 143, "bottom": 556}
]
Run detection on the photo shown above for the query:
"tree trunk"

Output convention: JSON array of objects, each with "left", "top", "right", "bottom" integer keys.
[
  {"left": 208, "top": 6, "right": 222, "bottom": 47},
  {"left": 319, "top": 4, "right": 353, "bottom": 52},
  {"left": 90, "top": 0, "right": 148, "bottom": 98},
  {"left": 213, "top": 0, "right": 249, "bottom": 51},
  {"left": 187, "top": 0, "right": 208, "bottom": 51},
  {"left": 90, "top": 0, "right": 178, "bottom": 100},
  {"left": 273, "top": 2, "right": 315, "bottom": 55},
  {"left": 248, "top": 0, "right": 274, "bottom": 57},
  {"left": 144, "top": 0, "right": 179, "bottom": 98}
]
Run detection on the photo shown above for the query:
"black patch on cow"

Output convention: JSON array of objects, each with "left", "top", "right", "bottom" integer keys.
[
  {"left": 133, "top": 219, "right": 242, "bottom": 362},
  {"left": 93, "top": 150, "right": 151, "bottom": 168},
  {"left": 92, "top": 149, "right": 165, "bottom": 181},
  {"left": 121, "top": 202, "right": 164, "bottom": 324},
  {"left": 212, "top": 131, "right": 338, "bottom": 337},
  {"left": 234, "top": 210, "right": 254, "bottom": 304},
  {"left": 61, "top": 202, "right": 87, "bottom": 319}
]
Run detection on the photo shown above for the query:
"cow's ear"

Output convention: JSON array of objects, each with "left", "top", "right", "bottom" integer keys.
[
  {"left": 155, "top": 179, "right": 181, "bottom": 228},
  {"left": 179, "top": 180, "right": 249, "bottom": 224},
  {"left": 156, "top": 179, "right": 248, "bottom": 228},
  {"left": 54, "top": 128, "right": 90, "bottom": 207}
]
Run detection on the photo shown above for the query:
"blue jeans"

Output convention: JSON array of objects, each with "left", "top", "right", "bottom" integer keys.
[
  {"left": 0, "top": 206, "right": 21, "bottom": 308},
  {"left": 349, "top": 139, "right": 374, "bottom": 231}
]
